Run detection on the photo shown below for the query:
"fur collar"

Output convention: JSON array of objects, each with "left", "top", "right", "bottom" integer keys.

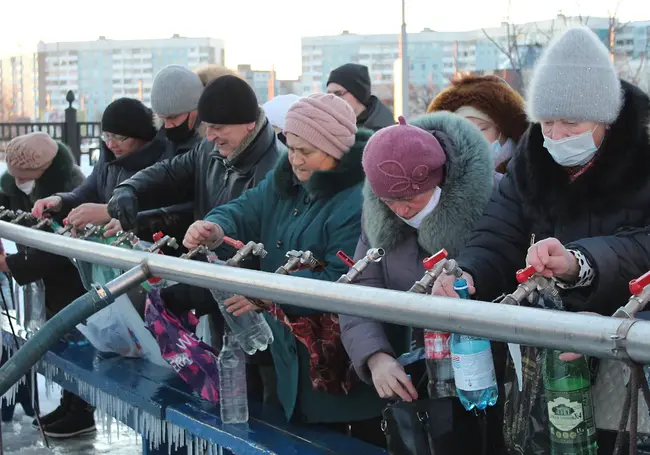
[
  {"left": 1, "top": 142, "right": 84, "bottom": 202},
  {"left": 273, "top": 129, "right": 371, "bottom": 200},
  {"left": 512, "top": 80, "right": 650, "bottom": 219},
  {"left": 362, "top": 111, "right": 493, "bottom": 256}
]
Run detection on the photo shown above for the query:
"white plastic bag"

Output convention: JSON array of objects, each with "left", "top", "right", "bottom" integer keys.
[{"left": 76, "top": 293, "right": 169, "bottom": 367}]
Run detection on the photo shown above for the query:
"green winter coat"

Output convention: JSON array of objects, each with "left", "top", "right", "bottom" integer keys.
[{"left": 204, "top": 129, "right": 387, "bottom": 424}]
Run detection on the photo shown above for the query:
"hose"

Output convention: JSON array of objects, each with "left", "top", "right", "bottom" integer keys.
[{"left": 0, "top": 264, "right": 148, "bottom": 396}]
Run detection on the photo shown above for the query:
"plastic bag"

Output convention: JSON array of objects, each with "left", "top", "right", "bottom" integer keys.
[{"left": 145, "top": 289, "right": 220, "bottom": 402}]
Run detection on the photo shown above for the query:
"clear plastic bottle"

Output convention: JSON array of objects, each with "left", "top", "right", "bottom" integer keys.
[
  {"left": 212, "top": 290, "right": 274, "bottom": 355},
  {"left": 218, "top": 334, "right": 249, "bottom": 424},
  {"left": 450, "top": 278, "right": 498, "bottom": 411},
  {"left": 424, "top": 330, "right": 456, "bottom": 398}
]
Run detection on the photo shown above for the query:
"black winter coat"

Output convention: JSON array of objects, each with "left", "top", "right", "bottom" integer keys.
[
  {"left": 1, "top": 143, "right": 87, "bottom": 315},
  {"left": 458, "top": 80, "right": 650, "bottom": 316},
  {"left": 357, "top": 96, "right": 395, "bottom": 131},
  {"left": 56, "top": 136, "right": 185, "bottom": 241},
  {"left": 117, "top": 110, "right": 282, "bottom": 222}
]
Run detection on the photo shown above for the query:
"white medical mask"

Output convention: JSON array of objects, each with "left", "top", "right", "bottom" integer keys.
[
  {"left": 398, "top": 187, "right": 442, "bottom": 229},
  {"left": 16, "top": 180, "right": 35, "bottom": 195},
  {"left": 543, "top": 129, "right": 599, "bottom": 167}
]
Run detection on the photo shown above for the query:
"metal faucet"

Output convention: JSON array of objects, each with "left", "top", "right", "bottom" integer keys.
[
  {"left": 0, "top": 207, "right": 15, "bottom": 220},
  {"left": 80, "top": 224, "right": 104, "bottom": 240},
  {"left": 408, "top": 249, "right": 463, "bottom": 294},
  {"left": 336, "top": 248, "right": 385, "bottom": 284},
  {"left": 499, "top": 264, "right": 559, "bottom": 306},
  {"left": 143, "top": 232, "right": 179, "bottom": 253},
  {"left": 32, "top": 218, "right": 53, "bottom": 230},
  {"left": 224, "top": 237, "right": 268, "bottom": 267},
  {"left": 616, "top": 271, "right": 650, "bottom": 318},
  {"left": 10, "top": 210, "right": 34, "bottom": 225},
  {"left": 181, "top": 244, "right": 212, "bottom": 260},
  {"left": 110, "top": 230, "right": 138, "bottom": 247},
  {"left": 275, "top": 250, "right": 323, "bottom": 275}
]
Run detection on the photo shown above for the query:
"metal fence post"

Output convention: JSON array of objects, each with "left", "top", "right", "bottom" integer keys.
[{"left": 64, "top": 91, "right": 81, "bottom": 165}]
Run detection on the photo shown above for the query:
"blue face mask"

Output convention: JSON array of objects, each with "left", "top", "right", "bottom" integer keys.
[
  {"left": 543, "top": 129, "right": 598, "bottom": 167},
  {"left": 492, "top": 140, "right": 501, "bottom": 154}
]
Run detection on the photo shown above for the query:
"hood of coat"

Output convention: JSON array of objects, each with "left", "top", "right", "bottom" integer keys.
[
  {"left": 274, "top": 129, "right": 371, "bottom": 200},
  {"left": 512, "top": 80, "right": 650, "bottom": 218},
  {"left": 1, "top": 142, "right": 85, "bottom": 202},
  {"left": 358, "top": 96, "right": 395, "bottom": 131},
  {"left": 363, "top": 111, "right": 493, "bottom": 256}
]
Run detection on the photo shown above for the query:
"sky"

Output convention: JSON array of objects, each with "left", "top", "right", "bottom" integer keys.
[{"left": 1, "top": 0, "right": 649, "bottom": 79}]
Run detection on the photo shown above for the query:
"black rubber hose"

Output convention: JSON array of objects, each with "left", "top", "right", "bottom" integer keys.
[{"left": 0, "top": 286, "right": 114, "bottom": 396}]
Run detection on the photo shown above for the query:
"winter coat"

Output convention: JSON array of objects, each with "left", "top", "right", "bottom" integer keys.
[
  {"left": 117, "top": 109, "right": 282, "bottom": 223},
  {"left": 204, "top": 130, "right": 387, "bottom": 424},
  {"left": 357, "top": 96, "right": 395, "bottom": 131},
  {"left": 56, "top": 136, "right": 180, "bottom": 241},
  {"left": 0, "top": 143, "right": 87, "bottom": 315},
  {"left": 339, "top": 111, "right": 493, "bottom": 382},
  {"left": 156, "top": 127, "right": 202, "bottom": 158},
  {"left": 458, "top": 80, "right": 650, "bottom": 316}
]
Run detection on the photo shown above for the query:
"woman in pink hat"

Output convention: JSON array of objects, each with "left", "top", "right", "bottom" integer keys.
[{"left": 182, "top": 93, "right": 388, "bottom": 445}]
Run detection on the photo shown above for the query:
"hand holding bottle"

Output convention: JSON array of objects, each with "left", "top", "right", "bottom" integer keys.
[
  {"left": 367, "top": 352, "right": 418, "bottom": 402},
  {"left": 431, "top": 272, "right": 475, "bottom": 297}
]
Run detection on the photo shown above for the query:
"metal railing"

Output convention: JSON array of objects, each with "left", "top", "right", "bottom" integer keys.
[{"left": 1, "top": 220, "right": 650, "bottom": 364}]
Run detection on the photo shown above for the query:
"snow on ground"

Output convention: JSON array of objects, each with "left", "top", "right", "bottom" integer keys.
[{"left": 1, "top": 374, "right": 142, "bottom": 454}]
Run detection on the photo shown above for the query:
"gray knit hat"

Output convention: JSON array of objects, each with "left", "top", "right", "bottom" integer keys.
[
  {"left": 151, "top": 65, "right": 204, "bottom": 116},
  {"left": 527, "top": 25, "right": 623, "bottom": 124}
]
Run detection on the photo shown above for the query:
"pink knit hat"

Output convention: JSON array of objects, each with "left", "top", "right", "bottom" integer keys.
[
  {"left": 283, "top": 93, "right": 357, "bottom": 159},
  {"left": 362, "top": 117, "right": 447, "bottom": 199},
  {"left": 6, "top": 132, "right": 58, "bottom": 171}
]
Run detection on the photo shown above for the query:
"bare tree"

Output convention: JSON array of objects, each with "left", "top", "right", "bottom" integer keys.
[{"left": 409, "top": 83, "right": 440, "bottom": 116}]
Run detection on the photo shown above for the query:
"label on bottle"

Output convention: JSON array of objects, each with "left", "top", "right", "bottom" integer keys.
[
  {"left": 425, "top": 331, "right": 450, "bottom": 360},
  {"left": 451, "top": 349, "right": 497, "bottom": 391},
  {"left": 546, "top": 388, "right": 596, "bottom": 448}
]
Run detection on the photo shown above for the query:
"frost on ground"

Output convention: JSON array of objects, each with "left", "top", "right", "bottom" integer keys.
[{"left": 1, "top": 374, "right": 141, "bottom": 455}]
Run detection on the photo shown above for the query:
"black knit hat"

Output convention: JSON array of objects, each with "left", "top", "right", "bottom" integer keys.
[
  {"left": 101, "top": 98, "right": 156, "bottom": 141},
  {"left": 198, "top": 75, "right": 259, "bottom": 125},
  {"left": 327, "top": 64, "right": 372, "bottom": 105}
]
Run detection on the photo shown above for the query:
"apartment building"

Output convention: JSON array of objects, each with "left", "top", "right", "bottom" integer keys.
[
  {"left": 300, "top": 16, "right": 650, "bottom": 100},
  {"left": 0, "top": 35, "right": 225, "bottom": 121},
  {"left": 0, "top": 53, "right": 39, "bottom": 121}
]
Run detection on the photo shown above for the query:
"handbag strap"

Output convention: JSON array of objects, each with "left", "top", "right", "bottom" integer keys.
[{"left": 613, "top": 362, "right": 650, "bottom": 455}]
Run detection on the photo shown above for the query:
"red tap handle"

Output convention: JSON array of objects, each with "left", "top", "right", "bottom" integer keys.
[
  {"left": 336, "top": 250, "right": 355, "bottom": 268},
  {"left": 422, "top": 249, "right": 448, "bottom": 270},
  {"left": 152, "top": 231, "right": 164, "bottom": 242},
  {"left": 223, "top": 236, "right": 245, "bottom": 250},
  {"left": 629, "top": 270, "right": 650, "bottom": 295},
  {"left": 516, "top": 265, "right": 536, "bottom": 283},
  {"left": 63, "top": 218, "right": 68, "bottom": 226}
]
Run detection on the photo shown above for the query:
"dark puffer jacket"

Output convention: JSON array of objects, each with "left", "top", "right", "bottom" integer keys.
[
  {"left": 1, "top": 143, "right": 86, "bottom": 315},
  {"left": 457, "top": 80, "right": 650, "bottom": 316}
]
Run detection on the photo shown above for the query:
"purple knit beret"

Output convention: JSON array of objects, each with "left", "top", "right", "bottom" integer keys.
[{"left": 362, "top": 116, "right": 447, "bottom": 199}]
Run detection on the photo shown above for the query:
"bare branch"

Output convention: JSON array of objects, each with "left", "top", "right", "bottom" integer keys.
[{"left": 482, "top": 28, "right": 518, "bottom": 72}]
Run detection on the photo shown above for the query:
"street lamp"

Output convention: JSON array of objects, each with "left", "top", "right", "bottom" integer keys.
[{"left": 400, "top": 0, "right": 409, "bottom": 118}]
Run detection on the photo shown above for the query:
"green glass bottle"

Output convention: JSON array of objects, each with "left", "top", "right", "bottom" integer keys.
[{"left": 542, "top": 350, "right": 598, "bottom": 454}]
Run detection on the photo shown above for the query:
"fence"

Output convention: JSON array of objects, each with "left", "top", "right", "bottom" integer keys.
[
  {"left": 0, "top": 91, "right": 101, "bottom": 165},
  {"left": 1, "top": 220, "right": 650, "bottom": 364}
]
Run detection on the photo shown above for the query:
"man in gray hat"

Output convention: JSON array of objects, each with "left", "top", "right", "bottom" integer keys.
[{"left": 151, "top": 64, "right": 204, "bottom": 156}]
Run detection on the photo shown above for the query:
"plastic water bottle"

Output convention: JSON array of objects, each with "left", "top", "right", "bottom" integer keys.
[
  {"left": 424, "top": 329, "right": 456, "bottom": 398},
  {"left": 212, "top": 290, "right": 274, "bottom": 355},
  {"left": 218, "top": 334, "right": 249, "bottom": 424},
  {"left": 450, "top": 278, "right": 498, "bottom": 411}
]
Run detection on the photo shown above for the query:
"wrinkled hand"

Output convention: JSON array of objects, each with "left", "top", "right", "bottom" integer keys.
[
  {"left": 107, "top": 186, "right": 138, "bottom": 231},
  {"left": 32, "top": 196, "right": 62, "bottom": 218},
  {"left": 367, "top": 352, "right": 418, "bottom": 402},
  {"left": 527, "top": 238, "right": 579, "bottom": 282},
  {"left": 66, "top": 203, "right": 111, "bottom": 230},
  {"left": 0, "top": 253, "right": 9, "bottom": 273},
  {"left": 432, "top": 272, "right": 475, "bottom": 297},
  {"left": 183, "top": 221, "right": 224, "bottom": 250},
  {"left": 103, "top": 219, "right": 123, "bottom": 238},
  {"left": 559, "top": 311, "right": 600, "bottom": 361},
  {"left": 224, "top": 295, "right": 270, "bottom": 316}
]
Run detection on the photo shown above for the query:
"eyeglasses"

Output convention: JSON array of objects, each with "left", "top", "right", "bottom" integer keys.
[{"left": 101, "top": 133, "right": 129, "bottom": 143}]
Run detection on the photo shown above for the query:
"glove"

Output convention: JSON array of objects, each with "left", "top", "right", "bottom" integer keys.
[{"left": 107, "top": 186, "right": 138, "bottom": 231}]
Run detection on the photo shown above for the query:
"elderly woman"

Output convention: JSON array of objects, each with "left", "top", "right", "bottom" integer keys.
[
  {"left": 427, "top": 74, "right": 528, "bottom": 184},
  {"left": 434, "top": 26, "right": 650, "bottom": 453},
  {"left": 32, "top": 98, "right": 172, "bottom": 238},
  {"left": 183, "top": 94, "right": 387, "bottom": 446},
  {"left": 339, "top": 113, "right": 498, "bottom": 453}
]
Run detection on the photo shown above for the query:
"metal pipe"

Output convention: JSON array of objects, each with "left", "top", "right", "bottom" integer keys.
[
  {"left": 2, "top": 221, "right": 650, "bottom": 362},
  {"left": 0, "top": 263, "right": 150, "bottom": 396}
]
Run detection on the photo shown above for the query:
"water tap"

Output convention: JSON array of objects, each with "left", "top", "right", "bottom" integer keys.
[
  {"left": 225, "top": 239, "right": 268, "bottom": 267},
  {"left": 614, "top": 270, "right": 650, "bottom": 318},
  {"left": 80, "top": 224, "right": 103, "bottom": 240},
  {"left": 336, "top": 247, "right": 385, "bottom": 284},
  {"left": 110, "top": 230, "right": 138, "bottom": 247},
  {"left": 0, "top": 207, "right": 15, "bottom": 220},
  {"left": 56, "top": 219, "right": 74, "bottom": 236},
  {"left": 32, "top": 218, "right": 53, "bottom": 230},
  {"left": 276, "top": 250, "right": 323, "bottom": 274},
  {"left": 408, "top": 249, "right": 463, "bottom": 294},
  {"left": 181, "top": 244, "right": 212, "bottom": 260},
  {"left": 10, "top": 210, "right": 34, "bottom": 225},
  {"left": 144, "top": 231, "right": 179, "bottom": 253},
  {"left": 499, "top": 264, "right": 559, "bottom": 306}
]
